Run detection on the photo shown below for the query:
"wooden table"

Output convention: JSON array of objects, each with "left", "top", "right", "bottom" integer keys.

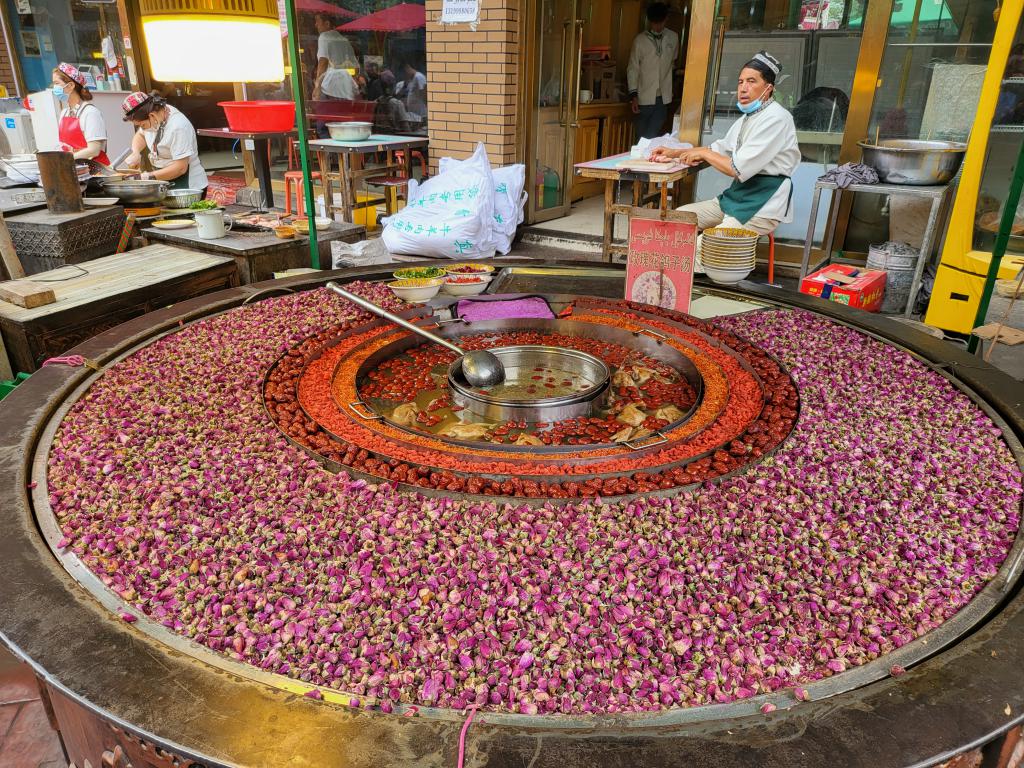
[
  {"left": 305, "top": 135, "right": 429, "bottom": 224},
  {"left": 0, "top": 245, "right": 238, "bottom": 373},
  {"left": 574, "top": 153, "right": 702, "bottom": 262},
  {"left": 197, "top": 128, "right": 297, "bottom": 209},
  {"left": 142, "top": 217, "right": 364, "bottom": 284}
]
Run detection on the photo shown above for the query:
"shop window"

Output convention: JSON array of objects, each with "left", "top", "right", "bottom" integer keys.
[
  {"left": 867, "top": 0, "right": 998, "bottom": 144},
  {"left": 972, "top": 15, "right": 1024, "bottom": 253},
  {"left": 5, "top": 0, "right": 131, "bottom": 93},
  {"left": 290, "top": 0, "right": 428, "bottom": 139}
]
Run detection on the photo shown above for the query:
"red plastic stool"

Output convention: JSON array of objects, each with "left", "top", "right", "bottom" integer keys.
[
  {"left": 284, "top": 170, "right": 322, "bottom": 217},
  {"left": 394, "top": 150, "right": 428, "bottom": 179}
]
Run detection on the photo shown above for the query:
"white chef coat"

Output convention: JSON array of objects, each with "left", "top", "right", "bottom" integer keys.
[
  {"left": 320, "top": 67, "right": 358, "bottom": 100},
  {"left": 627, "top": 29, "right": 679, "bottom": 106},
  {"left": 710, "top": 100, "right": 801, "bottom": 222},
  {"left": 60, "top": 102, "right": 107, "bottom": 146},
  {"left": 141, "top": 105, "right": 208, "bottom": 190},
  {"left": 317, "top": 30, "right": 357, "bottom": 68},
  {"left": 396, "top": 71, "right": 427, "bottom": 120}
]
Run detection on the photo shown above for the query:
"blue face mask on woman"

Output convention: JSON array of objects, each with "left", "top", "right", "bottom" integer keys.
[
  {"left": 736, "top": 84, "right": 771, "bottom": 114},
  {"left": 52, "top": 84, "right": 69, "bottom": 101}
]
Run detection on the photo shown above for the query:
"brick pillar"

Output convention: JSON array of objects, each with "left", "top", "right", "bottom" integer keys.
[
  {"left": 0, "top": 27, "right": 19, "bottom": 97},
  {"left": 425, "top": 0, "right": 520, "bottom": 172}
]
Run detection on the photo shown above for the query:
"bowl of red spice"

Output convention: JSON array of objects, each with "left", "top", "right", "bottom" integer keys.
[{"left": 442, "top": 273, "right": 492, "bottom": 296}]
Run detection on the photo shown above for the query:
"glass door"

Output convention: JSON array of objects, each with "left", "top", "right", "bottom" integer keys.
[{"left": 529, "top": 0, "right": 584, "bottom": 223}]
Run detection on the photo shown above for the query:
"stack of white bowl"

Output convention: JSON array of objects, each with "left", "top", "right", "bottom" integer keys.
[{"left": 701, "top": 227, "right": 759, "bottom": 285}]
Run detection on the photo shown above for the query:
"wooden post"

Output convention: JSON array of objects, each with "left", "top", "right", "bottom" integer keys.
[
  {"left": 0, "top": 213, "right": 24, "bottom": 280},
  {"left": 37, "top": 152, "right": 84, "bottom": 213}
]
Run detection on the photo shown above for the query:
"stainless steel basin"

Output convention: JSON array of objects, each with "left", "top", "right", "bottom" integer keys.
[{"left": 858, "top": 139, "right": 967, "bottom": 185}]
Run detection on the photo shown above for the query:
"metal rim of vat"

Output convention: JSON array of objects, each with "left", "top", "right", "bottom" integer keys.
[
  {"left": 2, "top": 265, "right": 1024, "bottom": 768},
  {"left": 18, "top": 278, "right": 1023, "bottom": 735}
]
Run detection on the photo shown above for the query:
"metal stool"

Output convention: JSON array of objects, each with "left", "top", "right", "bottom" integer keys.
[{"left": 283, "top": 171, "right": 322, "bottom": 217}]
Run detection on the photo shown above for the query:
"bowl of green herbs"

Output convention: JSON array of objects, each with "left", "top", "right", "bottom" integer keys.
[{"left": 392, "top": 266, "right": 446, "bottom": 281}]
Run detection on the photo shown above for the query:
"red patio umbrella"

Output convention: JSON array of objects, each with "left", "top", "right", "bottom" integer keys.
[
  {"left": 296, "top": 0, "right": 358, "bottom": 17},
  {"left": 336, "top": 3, "right": 426, "bottom": 32}
]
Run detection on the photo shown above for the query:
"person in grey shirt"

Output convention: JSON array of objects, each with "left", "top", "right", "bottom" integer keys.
[{"left": 627, "top": 2, "right": 678, "bottom": 139}]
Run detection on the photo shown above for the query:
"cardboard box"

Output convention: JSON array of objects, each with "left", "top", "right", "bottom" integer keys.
[
  {"left": 582, "top": 62, "right": 617, "bottom": 101},
  {"left": 799, "top": 264, "right": 886, "bottom": 312}
]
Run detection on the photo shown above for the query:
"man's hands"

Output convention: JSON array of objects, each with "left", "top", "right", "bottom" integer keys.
[
  {"left": 649, "top": 146, "right": 706, "bottom": 166},
  {"left": 630, "top": 96, "right": 640, "bottom": 114}
]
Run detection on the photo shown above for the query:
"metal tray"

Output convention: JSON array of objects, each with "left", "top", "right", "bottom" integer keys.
[{"left": 488, "top": 266, "right": 625, "bottom": 298}]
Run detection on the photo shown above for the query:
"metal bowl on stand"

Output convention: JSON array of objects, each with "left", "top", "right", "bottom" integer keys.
[
  {"left": 98, "top": 179, "right": 171, "bottom": 204},
  {"left": 448, "top": 345, "right": 610, "bottom": 422},
  {"left": 162, "top": 189, "right": 204, "bottom": 209},
  {"left": 858, "top": 139, "right": 967, "bottom": 185}
]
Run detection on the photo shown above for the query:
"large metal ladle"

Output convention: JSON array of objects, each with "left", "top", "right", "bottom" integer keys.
[{"left": 326, "top": 282, "right": 506, "bottom": 388}]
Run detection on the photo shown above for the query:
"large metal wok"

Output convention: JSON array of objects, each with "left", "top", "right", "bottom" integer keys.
[{"left": 98, "top": 178, "right": 170, "bottom": 204}]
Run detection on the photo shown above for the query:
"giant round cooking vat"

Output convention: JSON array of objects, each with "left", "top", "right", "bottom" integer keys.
[{"left": 0, "top": 259, "right": 1022, "bottom": 767}]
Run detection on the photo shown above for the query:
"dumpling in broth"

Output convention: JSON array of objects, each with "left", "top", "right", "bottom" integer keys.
[{"left": 391, "top": 402, "right": 420, "bottom": 426}]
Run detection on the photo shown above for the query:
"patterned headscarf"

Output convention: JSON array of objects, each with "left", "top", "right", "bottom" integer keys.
[
  {"left": 121, "top": 91, "right": 153, "bottom": 119},
  {"left": 57, "top": 63, "right": 86, "bottom": 87}
]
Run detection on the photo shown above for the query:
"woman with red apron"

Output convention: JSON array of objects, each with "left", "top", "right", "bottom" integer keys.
[{"left": 52, "top": 63, "right": 110, "bottom": 165}]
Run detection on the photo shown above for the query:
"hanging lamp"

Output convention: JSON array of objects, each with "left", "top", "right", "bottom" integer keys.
[{"left": 139, "top": 0, "right": 285, "bottom": 82}]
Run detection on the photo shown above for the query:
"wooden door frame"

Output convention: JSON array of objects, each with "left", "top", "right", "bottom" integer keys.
[{"left": 522, "top": 0, "right": 584, "bottom": 224}]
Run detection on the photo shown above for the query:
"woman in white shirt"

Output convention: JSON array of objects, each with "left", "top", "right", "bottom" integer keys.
[
  {"left": 51, "top": 63, "right": 109, "bottom": 164},
  {"left": 121, "top": 91, "right": 208, "bottom": 192},
  {"left": 651, "top": 51, "right": 800, "bottom": 264}
]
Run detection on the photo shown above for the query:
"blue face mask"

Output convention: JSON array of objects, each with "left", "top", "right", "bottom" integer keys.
[
  {"left": 736, "top": 85, "right": 770, "bottom": 114},
  {"left": 52, "top": 85, "right": 69, "bottom": 101}
]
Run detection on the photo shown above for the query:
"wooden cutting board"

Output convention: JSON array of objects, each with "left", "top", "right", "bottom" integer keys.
[{"left": 0, "top": 280, "right": 56, "bottom": 309}]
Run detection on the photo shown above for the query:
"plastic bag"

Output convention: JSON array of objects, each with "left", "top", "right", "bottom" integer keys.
[
  {"left": 630, "top": 133, "right": 692, "bottom": 159},
  {"left": 331, "top": 237, "right": 392, "bottom": 269},
  {"left": 439, "top": 157, "right": 526, "bottom": 254},
  {"left": 382, "top": 142, "right": 496, "bottom": 259}
]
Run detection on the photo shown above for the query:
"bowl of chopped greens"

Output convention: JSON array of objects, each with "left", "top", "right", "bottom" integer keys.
[
  {"left": 392, "top": 266, "right": 446, "bottom": 281},
  {"left": 189, "top": 200, "right": 221, "bottom": 211}
]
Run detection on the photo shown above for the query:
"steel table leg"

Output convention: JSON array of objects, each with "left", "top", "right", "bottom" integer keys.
[
  {"left": 821, "top": 188, "right": 842, "bottom": 271},
  {"left": 905, "top": 191, "right": 945, "bottom": 318},
  {"left": 317, "top": 150, "right": 331, "bottom": 219},
  {"left": 252, "top": 138, "right": 274, "bottom": 209},
  {"left": 801, "top": 185, "right": 824, "bottom": 279}
]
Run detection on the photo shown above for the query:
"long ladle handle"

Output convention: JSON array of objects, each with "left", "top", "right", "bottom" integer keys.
[{"left": 326, "top": 282, "right": 466, "bottom": 357}]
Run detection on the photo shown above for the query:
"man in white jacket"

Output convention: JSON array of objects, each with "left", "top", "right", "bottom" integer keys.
[{"left": 627, "top": 3, "right": 679, "bottom": 139}]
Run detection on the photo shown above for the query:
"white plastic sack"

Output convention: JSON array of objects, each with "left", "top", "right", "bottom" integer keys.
[
  {"left": 439, "top": 157, "right": 526, "bottom": 255},
  {"left": 382, "top": 143, "right": 496, "bottom": 259},
  {"left": 630, "top": 133, "right": 692, "bottom": 159},
  {"left": 331, "top": 237, "right": 392, "bottom": 269}
]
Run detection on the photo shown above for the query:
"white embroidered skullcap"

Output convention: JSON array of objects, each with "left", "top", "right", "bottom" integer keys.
[{"left": 752, "top": 51, "right": 781, "bottom": 76}]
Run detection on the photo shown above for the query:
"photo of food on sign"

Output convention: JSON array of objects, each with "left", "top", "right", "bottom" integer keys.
[{"left": 629, "top": 270, "right": 678, "bottom": 308}]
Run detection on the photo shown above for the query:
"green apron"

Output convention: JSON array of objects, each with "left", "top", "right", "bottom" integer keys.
[
  {"left": 167, "top": 173, "right": 192, "bottom": 191},
  {"left": 719, "top": 174, "right": 791, "bottom": 225}
]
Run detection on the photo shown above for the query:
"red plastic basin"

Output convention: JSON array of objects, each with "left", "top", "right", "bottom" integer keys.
[{"left": 218, "top": 101, "right": 296, "bottom": 133}]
